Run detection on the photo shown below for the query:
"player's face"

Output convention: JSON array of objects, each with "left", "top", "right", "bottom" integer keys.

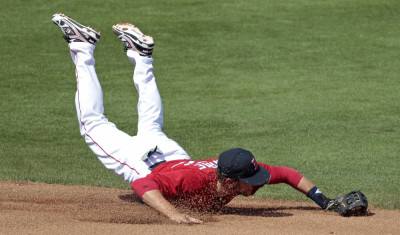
[
  {"left": 217, "top": 178, "right": 240, "bottom": 196},
  {"left": 238, "top": 182, "right": 256, "bottom": 196},
  {"left": 219, "top": 179, "right": 257, "bottom": 197}
]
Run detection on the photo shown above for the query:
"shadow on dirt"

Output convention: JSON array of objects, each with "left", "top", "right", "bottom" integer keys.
[
  {"left": 118, "top": 193, "right": 143, "bottom": 203},
  {"left": 220, "top": 206, "right": 292, "bottom": 217},
  {"left": 117, "top": 193, "right": 375, "bottom": 219},
  {"left": 119, "top": 193, "right": 292, "bottom": 217},
  {"left": 267, "top": 206, "right": 320, "bottom": 211}
]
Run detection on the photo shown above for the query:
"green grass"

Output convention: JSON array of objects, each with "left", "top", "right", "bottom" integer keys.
[{"left": 1, "top": 0, "right": 399, "bottom": 209}]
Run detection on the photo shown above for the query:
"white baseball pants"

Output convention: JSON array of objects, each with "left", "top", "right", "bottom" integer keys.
[{"left": 69, "top": 42, "right": 190, "bottom": 183}]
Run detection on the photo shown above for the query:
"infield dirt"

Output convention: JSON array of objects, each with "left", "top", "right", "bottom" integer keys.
[{"left": 0, "top": 181, "right": 398, "bottom": 235}]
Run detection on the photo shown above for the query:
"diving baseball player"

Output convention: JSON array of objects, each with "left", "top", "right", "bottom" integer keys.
[{"left": 52, "top": 13, "right": 368, "bottom": 224}]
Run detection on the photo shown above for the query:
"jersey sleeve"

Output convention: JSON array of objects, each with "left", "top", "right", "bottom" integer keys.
[
  {"left": 259, "top": 162, "right": 303, "bottom": 188},
  {"left": 130, "top": 176, "right": 160, "bottom": 198}
]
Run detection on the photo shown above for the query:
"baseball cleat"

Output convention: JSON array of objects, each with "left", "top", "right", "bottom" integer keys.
[
  {"left": 51, "top": 13, "right": 100, "bottom": 44},
  {"left": 112, "top": 23, "right": 154, "bottom": 57}
]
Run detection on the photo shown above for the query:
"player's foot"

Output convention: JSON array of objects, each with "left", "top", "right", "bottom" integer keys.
[
  {"left": 51, "top": 13, "right": 100, "bottom": 44},
  {"left": 112, "top": 23, "right": 154, "bottom": 57}
]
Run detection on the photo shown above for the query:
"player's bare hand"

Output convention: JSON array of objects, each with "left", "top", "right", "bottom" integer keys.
[{"left": 169, "top": 213, "right": 203, "bottom": 224}]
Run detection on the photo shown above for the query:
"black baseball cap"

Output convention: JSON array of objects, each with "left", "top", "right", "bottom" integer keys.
[{"left": 217, "top": 148, "right": 270, "bottom": 186}]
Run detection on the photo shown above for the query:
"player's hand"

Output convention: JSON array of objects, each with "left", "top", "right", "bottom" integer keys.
[{"left": 169, "top": 213, "right": 203, "bottom": 224}]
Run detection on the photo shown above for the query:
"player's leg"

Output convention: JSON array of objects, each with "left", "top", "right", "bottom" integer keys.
[
  {"left": 112, "top": 23, "right": 161, "bottom": 135},
  {"left": 130, "top": 52, "right": 164, "bottom": 136},
  {"left": 112, "top": 23, "right": 190, "bottom": 162},
  {"left": 52, "top": 14, "right": 151, "bottom": 182}
]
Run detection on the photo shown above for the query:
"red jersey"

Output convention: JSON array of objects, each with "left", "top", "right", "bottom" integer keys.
[{"left": 131, "top": 159, "right": 303, "bottom": 211}]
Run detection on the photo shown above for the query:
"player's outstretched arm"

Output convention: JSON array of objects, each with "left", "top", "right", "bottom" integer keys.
[
  {"left": 260, "top": 164, "right": 332, "bottom": 209},
  {"left": 142, "top": 190, "right": 203, "bottom": 224},
  {"left": 296, "top": 176, "right": 316, "bottom": 193}
]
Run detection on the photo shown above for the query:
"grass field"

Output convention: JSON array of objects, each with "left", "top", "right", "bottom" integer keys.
[{"left": 1, "top": 0, "right": 399, "bottom": 209}]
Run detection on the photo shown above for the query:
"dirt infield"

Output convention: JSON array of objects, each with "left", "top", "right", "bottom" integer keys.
[{"left": 0, "top": 182, "right": 398, "bottom": 235}]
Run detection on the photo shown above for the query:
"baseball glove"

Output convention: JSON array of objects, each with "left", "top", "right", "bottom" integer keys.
[{"left": 326, "top": 191, "right": 368, "bottom": 216}]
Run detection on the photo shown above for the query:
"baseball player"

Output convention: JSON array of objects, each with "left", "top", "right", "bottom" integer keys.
[{"left": 52, "top": 14, "right": 368, "bottom": 224}]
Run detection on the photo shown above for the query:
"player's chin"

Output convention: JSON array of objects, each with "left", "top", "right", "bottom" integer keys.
[{"left": 240, "top": 191, "right": 253, "bottom": 197}]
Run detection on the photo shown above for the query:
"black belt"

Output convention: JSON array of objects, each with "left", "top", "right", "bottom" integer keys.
[
  {"left": 144, "top": 146, "right": 165, "bottom": 170},
  {"left": 149, "top": 160, "right": 166, "bottom": 170}
]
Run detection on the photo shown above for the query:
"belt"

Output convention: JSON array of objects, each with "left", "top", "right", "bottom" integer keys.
[
  {"left": 149, "top": 160, "right": 166, "bottom": 170},
  {"left": 142, "top": 146, "right": 165, "bottom": 170}
]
